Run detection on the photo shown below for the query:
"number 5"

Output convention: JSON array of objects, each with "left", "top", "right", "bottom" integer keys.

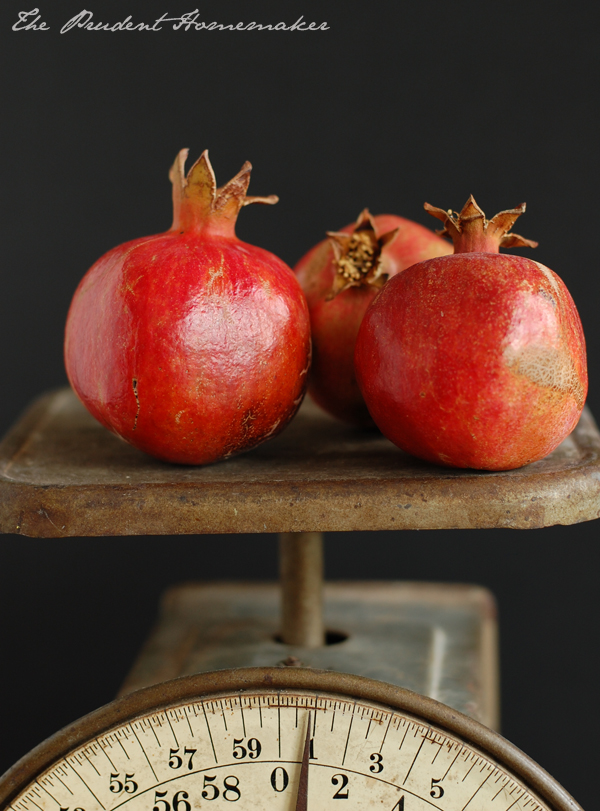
[
  {"left": 153, "top": 791, "right": 170, "bottom": 811},
  {"left": 430, "top": 778, "right": 444, "bottom": 799}
]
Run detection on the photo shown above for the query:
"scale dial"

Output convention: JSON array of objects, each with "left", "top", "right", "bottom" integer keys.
[{"left": 0, "top": 669, "right": 582, "bottom": 811}]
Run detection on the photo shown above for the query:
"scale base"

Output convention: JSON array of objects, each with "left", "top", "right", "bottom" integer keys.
[{"left": 119, "top": 581, "right": 498, "bottom": 729}]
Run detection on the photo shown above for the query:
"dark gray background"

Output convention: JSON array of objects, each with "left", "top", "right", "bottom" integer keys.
[{"left": 0, "top": 1, "right": 598, "bottom": 807}]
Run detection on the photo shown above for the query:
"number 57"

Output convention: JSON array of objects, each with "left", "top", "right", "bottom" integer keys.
[{"left": 168, "top": 748, "right": 197, "bottom": 770}]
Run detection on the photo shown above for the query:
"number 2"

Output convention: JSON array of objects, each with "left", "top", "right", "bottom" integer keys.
[{"left": 332, "top": 773, "right": 349, "bottom": 799}]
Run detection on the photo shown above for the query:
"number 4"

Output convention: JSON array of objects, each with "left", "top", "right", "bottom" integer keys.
[{"left": 391, "top": 798, "right": 405, "bottom": 810}]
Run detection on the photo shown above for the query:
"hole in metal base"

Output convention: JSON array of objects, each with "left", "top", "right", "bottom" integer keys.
[{"left": 273, "top": 630, "right": 349, "bottom": 646}]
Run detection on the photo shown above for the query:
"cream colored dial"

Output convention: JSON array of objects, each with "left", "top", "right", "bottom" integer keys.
[{"left": 4, "top": 688, "right": 554, "bottom": 811}]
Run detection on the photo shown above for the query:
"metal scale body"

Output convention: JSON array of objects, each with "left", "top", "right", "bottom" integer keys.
[{"left": 2, "top": 390, "right": 599, "bottom": 810}]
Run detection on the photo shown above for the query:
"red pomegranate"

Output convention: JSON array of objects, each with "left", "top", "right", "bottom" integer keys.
[
  {"left": 294, "top": 209, "right": 451, "bottom": 425},
  {"left": 65, "top": 149, "right": 311, "bottom": 465},
  {"left": 354, "top": 197, "right": 587, "bottom": 470}
]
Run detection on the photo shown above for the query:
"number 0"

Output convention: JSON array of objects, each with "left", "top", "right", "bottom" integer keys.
[{"left": 270, "top": 767, "right": 289, "bottom": 792}]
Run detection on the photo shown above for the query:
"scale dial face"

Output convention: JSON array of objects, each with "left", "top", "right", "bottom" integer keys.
[{"left": 0, "top": 669, "right": 581, "bottom": 811}]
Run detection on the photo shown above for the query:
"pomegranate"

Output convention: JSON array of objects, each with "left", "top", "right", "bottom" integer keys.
[
  {"left": 354, "top": 196, "right": 587, "bottom": 470},
  {"left": 65, "top": 149, "right": 311, "bottom": 465},
  {"left": 294, "top": 209, "right": 451, "bottom": 425}
]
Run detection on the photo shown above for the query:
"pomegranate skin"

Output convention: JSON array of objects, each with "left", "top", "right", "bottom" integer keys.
[
  {"left": 355, "top": 252, "right": 587, "bottom": 470},
  {"left": 65, "top": 151, "right": 311, "bottom": 465},
  {"left": 295, "top": 212, "right": 451, "bottom": 425}
]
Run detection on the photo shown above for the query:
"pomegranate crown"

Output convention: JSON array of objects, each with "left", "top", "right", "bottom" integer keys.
[
  {"left": 169, "top": 148, "right": 278, "bottom": 234},
  {"left": 424, "top": 195, "right": 538, "bottom": 254},
  {"left": 325, "top": 209, "right": 399, "bottom": 298}
]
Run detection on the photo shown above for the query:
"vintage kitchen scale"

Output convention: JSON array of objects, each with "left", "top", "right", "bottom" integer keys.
[{"left": 1, "top": 388, "right": 600, "bottom": 810}]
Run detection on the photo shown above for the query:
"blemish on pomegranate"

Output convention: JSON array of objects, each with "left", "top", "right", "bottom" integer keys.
[
  {"left": 264, "top": 418, "right": 281, "bottom": 438},
  {"left": 132, "top": 378, "right": 140, "bottom": 430},
  {"left": 504, "top": 344, "right": 585, "bottom": 408},
  {"left": 533, "top": 260, "right": 561, "bottom": 296},
  {"left": 537, "top": 287, "right": 556, "bottom": 308},
  {"left": 241, "top": 409, "right": 256, "bottom": 436}
]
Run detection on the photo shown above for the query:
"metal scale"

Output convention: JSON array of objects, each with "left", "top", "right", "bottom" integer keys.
[{"left": 1, "top": 388, "right": 599, "bottom": 810}]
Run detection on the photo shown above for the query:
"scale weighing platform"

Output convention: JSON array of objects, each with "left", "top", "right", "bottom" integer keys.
[{"left": 1, "top": 388, "right": 599, "bottom": 810}]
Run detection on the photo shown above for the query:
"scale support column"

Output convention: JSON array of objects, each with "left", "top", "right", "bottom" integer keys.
[{"left": 279, "top": 531, "right": 325, "bottom": 648}]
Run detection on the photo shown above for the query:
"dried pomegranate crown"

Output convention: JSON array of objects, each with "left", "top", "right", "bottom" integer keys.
[
  {"left": 424, "top": 195, "right": 538, "bottom": 254},
  {"left": 326, "top": 209, "right": 399, "bottom": 298},
  {"left": 169, "top": 148, "right": 278, "bottom": 234}
]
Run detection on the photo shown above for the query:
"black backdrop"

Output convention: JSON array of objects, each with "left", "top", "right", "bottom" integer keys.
[{"left": 1, "top": 1, "right": 599, "bottom": 807}]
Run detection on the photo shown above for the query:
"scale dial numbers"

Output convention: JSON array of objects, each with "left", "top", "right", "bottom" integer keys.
[{"left": 4, "top": 691, "right": 552, "bottom": 811}]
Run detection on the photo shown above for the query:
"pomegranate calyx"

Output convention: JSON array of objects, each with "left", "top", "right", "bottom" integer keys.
[
  {"left": 169, "top": 148, "right": 278, "bottom": 235},
  {"left": 424, "top": 195, "right": 538, "bottom": 254},
  {"left": 325, "top": 209, "right": 399, "bottom": 299}
]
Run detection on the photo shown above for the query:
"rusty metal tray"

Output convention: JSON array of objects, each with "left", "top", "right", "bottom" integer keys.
[{"left": 0, "top": 387, "right": 599, "bottom": 537}]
